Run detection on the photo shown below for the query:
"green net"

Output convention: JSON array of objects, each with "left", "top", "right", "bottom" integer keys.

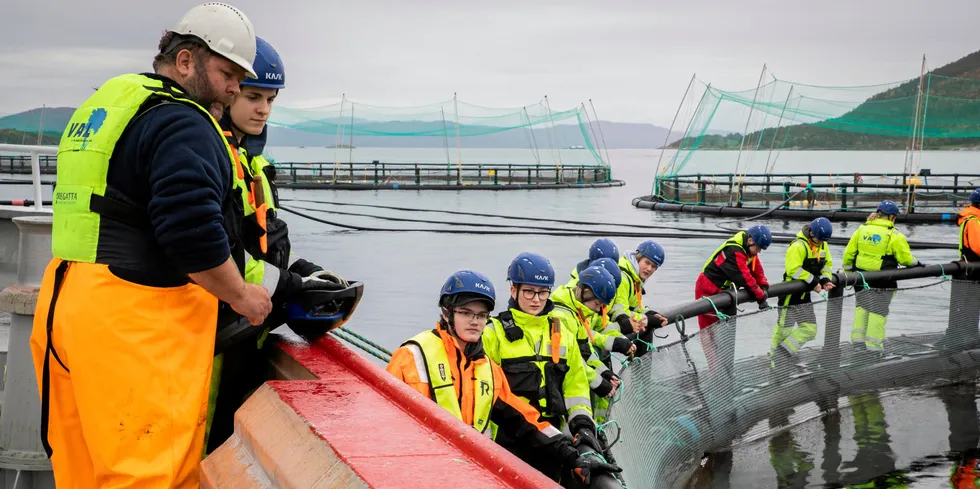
[
  {"left": 659, "top": 67, "right": 980, "bottom": 190},
  {"left": 267, "top": 98, "right": 607, "bottom": 166},
  {"left": 607, "top": 277, "right": 980, "bottom": 488}
]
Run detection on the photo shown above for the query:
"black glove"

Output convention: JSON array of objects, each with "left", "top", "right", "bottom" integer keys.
[
  {"left": 819, "top": 277, "right": 832, "bottom": 286},
  {"left": 758, "top": 299, "right": 770, "bottom": 311},
  {"left": 287, "top": 258, "right": 323, "bottom": 277},
  {"left": 913, "top": 262, "right": 927, "bottom": 268},
  {"left": 645, "top": 310, "right": 667, "bottom": 329},
  {"left": 615, "top": 314, "right": 634, "bottom": 334},
  {"left": 274, "top": 270, "right": 345, "bottom": 303},
  {"left": 572, "top": 428, "right": 603, "bottom": 453},
  {"left": 611, "top": 336, "right": 633, "bottom": 355},
  {"left": 600, "top": 369, "right": 618, "bottom": 382},
  {"left": 573, "top": 453, "right": 623, "bottom": 485},
  {"left": 593, "top": 377, "right": 615, "bottom": 398}
]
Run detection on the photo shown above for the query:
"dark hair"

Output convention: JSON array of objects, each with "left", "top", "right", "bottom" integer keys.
[{"left": 152, "top": 31, "right": 210, "bottom": 72}]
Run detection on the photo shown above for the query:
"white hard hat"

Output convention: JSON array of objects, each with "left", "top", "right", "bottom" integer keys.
[{"left": 169, "top": 2, "right": 258, "bottom": 78}]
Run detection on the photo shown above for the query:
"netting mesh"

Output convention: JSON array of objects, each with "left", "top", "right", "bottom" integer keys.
[
  {"left": 607, "top": 278, "right": 980, "bottom": 488},
  {"left": 661, "top": 70, "right": 980, "bottom": 181},
  {"left": 267, "top": 98, "right": 607, "bottom": 166}
]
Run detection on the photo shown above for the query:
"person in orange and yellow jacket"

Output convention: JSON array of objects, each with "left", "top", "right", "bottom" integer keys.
[
  {"left": 386, "top": 270, "right": 621, "bottom": 486},
  {"left": 959, "top": 189, "right": 980, "bottom": 276}
]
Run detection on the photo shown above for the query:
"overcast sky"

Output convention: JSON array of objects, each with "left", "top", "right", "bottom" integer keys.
[{"left": 2, "top": 0, "right": 977, "bottom": 125}]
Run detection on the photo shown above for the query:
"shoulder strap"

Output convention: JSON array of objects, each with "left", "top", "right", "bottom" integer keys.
[
  {"left": 496, "top": 310, "right": 524, "bottom": 342},
  {"left": 85, "top": 99, "right": 177, "bottom": 228}
]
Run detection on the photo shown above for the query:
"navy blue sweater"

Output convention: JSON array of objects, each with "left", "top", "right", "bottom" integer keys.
[{"left": 98, "top": 74, "right": 232, "bottom": 281}]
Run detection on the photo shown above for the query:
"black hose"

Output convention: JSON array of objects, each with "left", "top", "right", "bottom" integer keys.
[
  {"left": 286, "top": 203, "right": 738, "bottom": 238},
  {"left": 715, "top": 189, "right": 807, "bottom": 233},
  {"left": 281, "top": 197, "right": 726, "bottom": 234},
  {"left": 279, "top": 205, "right": 726, "bottom": 240},
  {"left": 280, "top": 200, "right": 959, "bottom": 250}
]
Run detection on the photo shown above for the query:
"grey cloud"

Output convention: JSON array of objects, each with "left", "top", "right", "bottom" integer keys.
[{"left": 1, "top": 0, "right": 978, "bottom": 124}]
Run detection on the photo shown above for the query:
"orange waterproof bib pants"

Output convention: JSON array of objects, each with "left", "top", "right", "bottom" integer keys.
[{"left": 30, "top": 259, "right": 218, "bottom": 489}]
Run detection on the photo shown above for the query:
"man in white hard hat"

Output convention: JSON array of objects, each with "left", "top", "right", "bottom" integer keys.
[{"left": 29, "top": 3, "right": 273, "bottom": 487}]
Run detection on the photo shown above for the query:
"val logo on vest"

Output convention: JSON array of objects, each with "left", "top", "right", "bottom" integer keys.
[
  {"left": 438, "top": 364, "right": 447, "bottom": 381},
  {"left": 64, "top": 108, "right": 108, "bottom": 150},
  {"left": 480, "top": 380, "right": 491, "bottom": 396},
  {"left": 863, "top": 234, "right": 883, "bottom": 245}
]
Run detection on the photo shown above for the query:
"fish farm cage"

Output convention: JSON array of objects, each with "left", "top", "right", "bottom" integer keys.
[{"left": 633, "top": 171, "right": 980, "bottom": 223}]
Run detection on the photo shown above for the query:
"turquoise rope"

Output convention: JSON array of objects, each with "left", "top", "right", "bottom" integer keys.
[
  {"left": 340, "top": 327, "right": 393, "bottom": 356},
  {"left": 331, "top": 329, "right": 392, "bottom": 363},
  {"left": 703, "top": 296, "right": 730, "bottom": 320}
]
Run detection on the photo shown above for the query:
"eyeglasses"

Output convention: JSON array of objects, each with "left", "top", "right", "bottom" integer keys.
[
  {"left": 521, "top": 288, "right": 551, "bottom": 301},
  {"left": 455, "top": 309, "right": 490, "bottom": 322},
  {"left": 579, "top": 290, "right": 600, "bottom": 304}
]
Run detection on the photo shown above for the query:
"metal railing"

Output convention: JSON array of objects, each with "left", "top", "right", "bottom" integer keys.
[
  {"left": 653, "top": 172, "right": 980, "bottom": 212},
  {"left": 274, "top": 161, "right": 614, "bottom": 186},
  {"left": 0, "top": 156, "right": 615, "bottom": 187},
  {"left": 0, "top": 145, "right": 56, "bottom": 210}
]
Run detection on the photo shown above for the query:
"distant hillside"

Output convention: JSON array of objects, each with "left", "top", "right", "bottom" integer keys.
[
  {"left": 0, "top": 107, "right": 74, "bottom": 134},
  {"left": 0, "top": 106, "right": 681, "bottom": 150},
  {"left": 668, "top": 49, "right": 980, "bottom": 150},
  {"left": 0, "top": 129, "right": 60, "bottom": 145}
]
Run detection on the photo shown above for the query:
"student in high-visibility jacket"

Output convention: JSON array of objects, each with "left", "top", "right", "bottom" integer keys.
[
  {"left": 843, "top": 200, "right": 920, "bottom": 353},
  {"left": 28, "top": 5, "right": 276, "bottom": 488},
  {"left": 567, "top": 258, "right": 637, "bottom": 363},
  {"left": 205, "top": 36, "right": 352, "bottom": 454},
  {"left": 609, "top": 240, "right": 669, "bottom": 355},
  {"left": 770, "top": 218, "right": 836, "bottom": 367},
  {"left": 959, "top": 189, "right": 980, "bottom": 280},
  {"left": 483, "top": 253, "right": 608, "bottom": 484},
  {"left": 569, "top": 238, "right": 620, "bottom": 282},
  {"left": 387, "top": 271, "right": 620, "bottom": 486},
  {"left": 553, "top": 264, "right": 622, "bottom": 431},
  {"left": 695, "top": 225, "right": 772, "bottom": 329}
]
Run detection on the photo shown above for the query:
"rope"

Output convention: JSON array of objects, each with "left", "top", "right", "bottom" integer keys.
[
  {"left": 854, "top": 271, "right": 870, "bottom": 290},
  {"left": 596, "top": 419, "right": 623, "bottom": 450},
  {"left": 331, "top": 329, "right": 392, "bottom": 363},
  {"left": 702, "top": 296, "right": 731, "bottom": 321},
  {"left": 339, "top": 327, "right": 393, "bottom": 357}
]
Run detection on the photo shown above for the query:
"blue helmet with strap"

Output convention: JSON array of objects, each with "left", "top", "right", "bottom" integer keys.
[
  {"left": 439, "top": 270, "right": 496, "bottom": 310},
  {"left": 636, "top": 240, "right": 666, "bottom": 267},
  {"left": 877, "top": 200, "right": 900, "bottom": 217},
  {"left": 588, "top": 238, "right": 620, "bottom": 263},
  {"left": 282, "top": 281, "right": 364, "bottom": 343},
  {"left": 589, "top": 257, "right": 622, "bottom": 288},
  {"left": 241, "top": 37, "right": 285, "bottom": 89},
  {"left": 971, "top": 188, "right": 980, "bottom": 204},
  {"left": 507, "top": 252, "right": 555, "bottom": 287},
  {"left": 809, "top": 217, "right": 833, "bottom": 241},
  {"left": 578, "top": 265, "right": 617, "bottom": 306},
  {"left": 746, "top": 225, "right": 772, "bottom": 250}
]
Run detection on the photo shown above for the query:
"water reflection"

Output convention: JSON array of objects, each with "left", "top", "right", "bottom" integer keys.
[
  {"left": 768, "top": 409, "right": 815, "bottom": 489},
  {"left": 690, "top": 380, "right": 980, "bottom": 488}
]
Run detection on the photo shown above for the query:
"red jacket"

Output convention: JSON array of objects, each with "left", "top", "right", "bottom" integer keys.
[{"left": 700, "top": 232, "right": 769, "bottom": 301}]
